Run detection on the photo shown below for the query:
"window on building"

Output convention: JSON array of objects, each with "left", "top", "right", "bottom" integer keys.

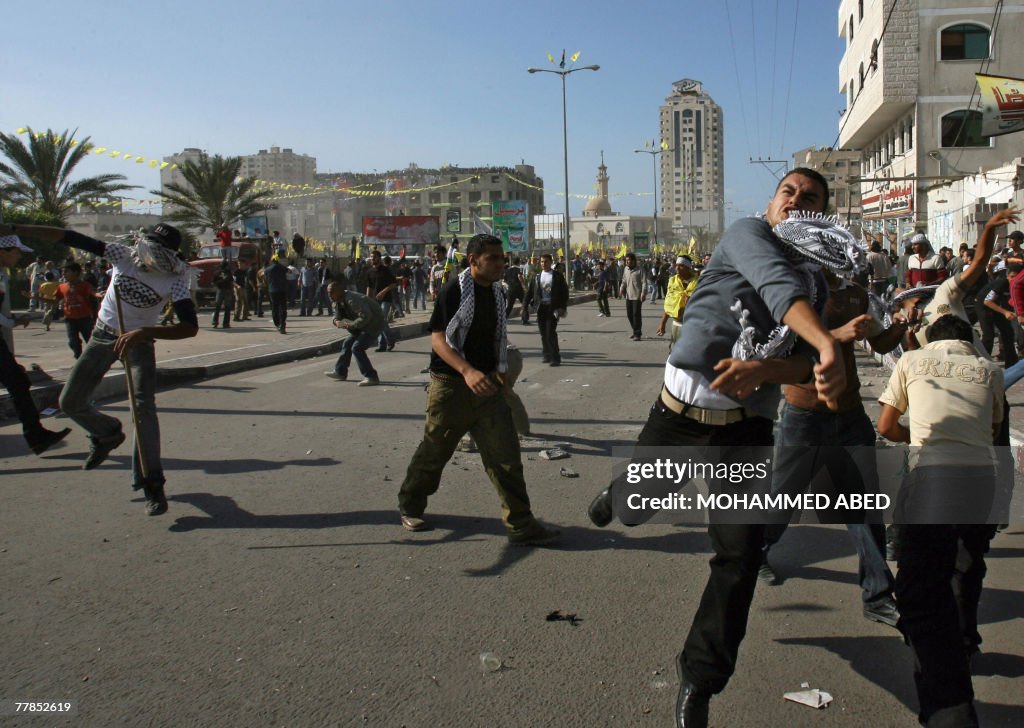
[
  {"left": 615, "top": 222, "right": 624, "bottom": 233},
  {"left": 858, "top": 0, "right": 863, "bottom": 21},
  {"left": 940, "top": 110, "right": 989, "bottom": 147},
  {"left": 449, "top": 192, "right": 461, "bottom": 203},
  {"left": 489, "top": 191, "right": 502, "bottom": 202},
  {"left": 491, "top": 175, "right": 500, "bottom": 183},
  {"left": 940, "top": 24, "right": 990, "bottom": 60},
  {"left": 429, "top": 192, "right": 441, "bottom": 204},
  {"left": 596, "top": 223, "right": 605, "bottom": 233},
  {"left": 849, "top": 16, "right": 854, "bottom": 42},
  {"left": 469, "top": 191, "right": 481, "bottom": 203}
]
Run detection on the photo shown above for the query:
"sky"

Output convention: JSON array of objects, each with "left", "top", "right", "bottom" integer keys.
[{"left": 1, "top": 0, "right": 846, "bottom": 227}]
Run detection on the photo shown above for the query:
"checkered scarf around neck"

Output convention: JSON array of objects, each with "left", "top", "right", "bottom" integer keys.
[
  {"left": 770, "top": 211, "right": 866, "bottom": 279},
  {"left": 445, "top": 267, "right": 508, "bottom": 374},
  {"left": 130, "top": 234, "right": 187, "bottom": 276}
]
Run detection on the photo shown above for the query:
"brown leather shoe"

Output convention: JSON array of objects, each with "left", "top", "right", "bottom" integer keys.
[{"left": 400, "top": 514, "right": 428, "bottom": 532}]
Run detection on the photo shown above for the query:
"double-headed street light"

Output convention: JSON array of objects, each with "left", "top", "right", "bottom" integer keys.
[
  {"left": 528, "top": 57, "right": 600, "bottom": 266},
  {"left": 634, "top": 140, "right": 672, "bottom": 250}
]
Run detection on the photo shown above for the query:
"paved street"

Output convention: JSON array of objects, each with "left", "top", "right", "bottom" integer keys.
[{"left": 2, "top": 300, "right": 1022, "bottom": 727}]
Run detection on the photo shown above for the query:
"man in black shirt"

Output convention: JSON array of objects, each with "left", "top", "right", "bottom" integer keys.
[
  {"left": 365, "top": 250, "right": 397, "bottom": 351},
  {"left": 524, "top": 254, "right": 570, "bottom": 365},
  {"left": 397, "top": 234, "right": 559, "bottom": 546}
]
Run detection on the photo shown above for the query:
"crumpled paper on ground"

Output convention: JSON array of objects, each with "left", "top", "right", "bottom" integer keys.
[{"left": 783, "top": 687, "right": 833, "bottom": 709}]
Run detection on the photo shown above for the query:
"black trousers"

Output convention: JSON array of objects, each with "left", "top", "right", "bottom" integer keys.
[
  {"left": 269, "top": 291, "right": 288, "bottom": 329},
  {"left": 632, "top": 399, "right": 774, "bottom": 693},
  {"left": 896, "top": 523, "right": 995, "bottom": 726},
  {"left": 536, "top": 303, "right": 560, "bottom": 362},
  {"left": 0, "top": 336, "right": 46, "bottom": 445},
  {"left": 625, "top": 299, "right": 642, "bottom": 337},
  {"left": 597, "top": 291, "right": 611, "bottom": 316},
  {"left": 506, "top": 287, "right": 524, "bottom": 318},
  {"left": 976, "top": 307, "right": 1018, "bottom": 365}
]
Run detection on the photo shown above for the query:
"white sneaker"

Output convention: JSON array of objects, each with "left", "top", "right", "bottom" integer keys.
[
  {"left": 358, "top": 377, "right": 380, "bottom": 387},
  {"left": 597, "top": 313, "right": 605, "bottom": 317}
]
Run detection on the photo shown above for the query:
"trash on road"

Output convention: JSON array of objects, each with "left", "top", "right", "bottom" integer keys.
[
  {"left": 545, "top": 610, "right": 582, "bottom": 626},
  {"left": 539, "top": 448, "right": 569, "bottom": 460},
  {"left": 783, "top": 687, "right": 833, "bottom": 709},
  {"left": 559, "top": 467, "right": 579, "bottom": 478},
  {"left": 559, "top": 379, "right": 575, "bottom": 383},
  {"left": 479, "top": 652, "right": 503, "bottom": 672}
]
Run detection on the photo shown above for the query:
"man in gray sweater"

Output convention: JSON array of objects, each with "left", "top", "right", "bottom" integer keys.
[
  {"left": 588, "top": 168, "right": 846, "bottom": 728},
  {"left": 620, "top": 252, "right": 646, "bottom": 340}
]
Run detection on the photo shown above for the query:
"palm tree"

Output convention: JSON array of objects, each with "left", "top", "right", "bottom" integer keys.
[
  {"left": 152, "top": 152, "right": 275, "bottom": 237},
  {"left": 0, "top": 128, "right": 138, "bottom": 225}
]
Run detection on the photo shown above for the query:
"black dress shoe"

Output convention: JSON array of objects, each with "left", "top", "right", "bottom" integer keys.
[
  {"left": 84, "top": 431, "right": 126, "bottom": 470},
  {"left": 30, "top": 427, "right": 72, "bottom": 455},
  {"left": 587, "top": 487, "right": 614, "bottom": 527},
  {"left": 675, "top": 677, "right": 710, "bottom": 728}
]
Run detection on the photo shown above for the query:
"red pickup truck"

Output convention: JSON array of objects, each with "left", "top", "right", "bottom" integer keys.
[{"left": 188, "top": 242, "right": 262, "bottom": 306}]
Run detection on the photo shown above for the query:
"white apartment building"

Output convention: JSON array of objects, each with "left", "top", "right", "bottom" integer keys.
[
  {"left": 659, "top": 79, "right": 726, "bottom": 237},
  {"left": 792, "top": 146, "right": 864, "bottom": 229},
  {"left": 838, "top": 0, "right": 1024, "bottom": 245}
]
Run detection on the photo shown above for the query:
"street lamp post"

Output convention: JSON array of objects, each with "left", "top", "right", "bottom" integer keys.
[
  {"left": 634, "top": 141, "right": 672, "bottom": 251},
  {"left": 528, "top": 59, "right": 600, "bottom": 267}
]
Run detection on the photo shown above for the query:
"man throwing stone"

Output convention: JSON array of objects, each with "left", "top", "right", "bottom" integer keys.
[
  {"left": 397, "top": 234, "right": 559, "bottom": 546},
  {"left": 1, "top": 223, "right": 198, "bottom": 516}
]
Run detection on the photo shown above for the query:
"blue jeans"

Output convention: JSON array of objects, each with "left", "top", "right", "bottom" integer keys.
[
  {"left": 299, "top": 284, "right": 317, "bottom": 315},
  {"left": 765, "top": 403, "right": 893, "bottom": 603},
  {"left": 413, "top": 284, "right": 427, "bottom": 310},
  {"left": 377, "top": 301, "right": 395, "bottom": 348},
  {"left": 64, "top": 317, "right": 94, "bottom": 358},
  {"left": 59, "top": 325, "right": 164, "bottom": 489},
  {"left": 334, "top": 331, "right": 378, "bottom": 379},
  {"left": 1004, "top": 357, "right": 1024, "bottom": 389}
]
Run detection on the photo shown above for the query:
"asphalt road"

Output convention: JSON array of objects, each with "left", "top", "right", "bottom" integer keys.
[{"left": 2, "top": 300, "right": 1022, "bottom": 727}]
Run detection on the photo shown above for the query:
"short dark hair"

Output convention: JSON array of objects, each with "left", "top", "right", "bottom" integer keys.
[
  {"left": 926, "top": 314, "right": 973, "bottom": 344},
  {"left": 466, "top": 233, "right": 503, "bottom": 256},
  {"left": 63, "top": 261, "right": 82, "bottom": 274},
  {"left": 778, "top": 167, "right": 830, "bottom": 210}
]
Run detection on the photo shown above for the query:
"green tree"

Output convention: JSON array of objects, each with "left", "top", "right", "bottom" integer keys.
[
  {"left": 0, "top": 128, "right": 137, "bottom": 225},
  {"left": 152, "top": 152, "right": 275, "bottom": 249}
]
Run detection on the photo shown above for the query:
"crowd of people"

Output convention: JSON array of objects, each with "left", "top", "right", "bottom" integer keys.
[{"left": 1, "top": 173, "right": 1022, "bottom": 726}]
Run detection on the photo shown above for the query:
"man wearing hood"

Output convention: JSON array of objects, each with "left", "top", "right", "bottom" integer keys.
[{"left": 0, "top": 222, "right": 199, "bottom": 516}]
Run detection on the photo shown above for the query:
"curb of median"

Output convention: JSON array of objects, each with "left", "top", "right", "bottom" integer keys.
[{"left": 2, "top": 292, "right": 597, "bottom": 420}]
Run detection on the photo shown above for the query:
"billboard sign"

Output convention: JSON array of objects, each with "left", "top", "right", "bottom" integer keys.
[
  {"left": 633, "top": 232, "right": 650, "bottom": 255},
  {"left": 446, "top": 209, "right": 462, "bottom": 233},
  {"left": 492, "top": 200, "right": 529, "bottom": 252},
  {"left": 361, "top": 216, "right": 440, "bottom": 257},
  {"left": 861, "top": 184, "right": 914, "bottom": 218}
]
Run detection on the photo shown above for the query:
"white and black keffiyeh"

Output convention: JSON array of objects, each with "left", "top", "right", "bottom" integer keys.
[
  {"left": 771, "top": 211, "right": 866, "bottom": 279},
  {"left": 445, "top": 268, "right": 509, "bottom": 373},
  {"left": 132, "top": 239, "right": 187, "bottom": 276},
  {"left": 892, "top": 284, "right": 940, "bottom": 307}
]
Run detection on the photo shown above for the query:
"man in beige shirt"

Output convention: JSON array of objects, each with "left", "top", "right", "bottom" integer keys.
[{"left": 877, "top": 314, "right": 1003, "bottom": 728}]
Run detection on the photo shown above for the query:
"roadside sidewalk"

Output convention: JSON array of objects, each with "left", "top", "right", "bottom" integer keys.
[{"left": 2, "top": 293, "right": 596, "bottom": 418}]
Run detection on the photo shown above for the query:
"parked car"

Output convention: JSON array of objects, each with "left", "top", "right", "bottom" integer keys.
[{"left": 188, "top": 242, "right": 261, "bottom": 306}]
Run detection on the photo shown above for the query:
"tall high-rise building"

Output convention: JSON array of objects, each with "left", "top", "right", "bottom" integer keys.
[
  {"left": 659, "top": 79, "right": 725, "bottom": 237},
  {"left": 240, "top": 147, "right": 316, "bottom": 187}
]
